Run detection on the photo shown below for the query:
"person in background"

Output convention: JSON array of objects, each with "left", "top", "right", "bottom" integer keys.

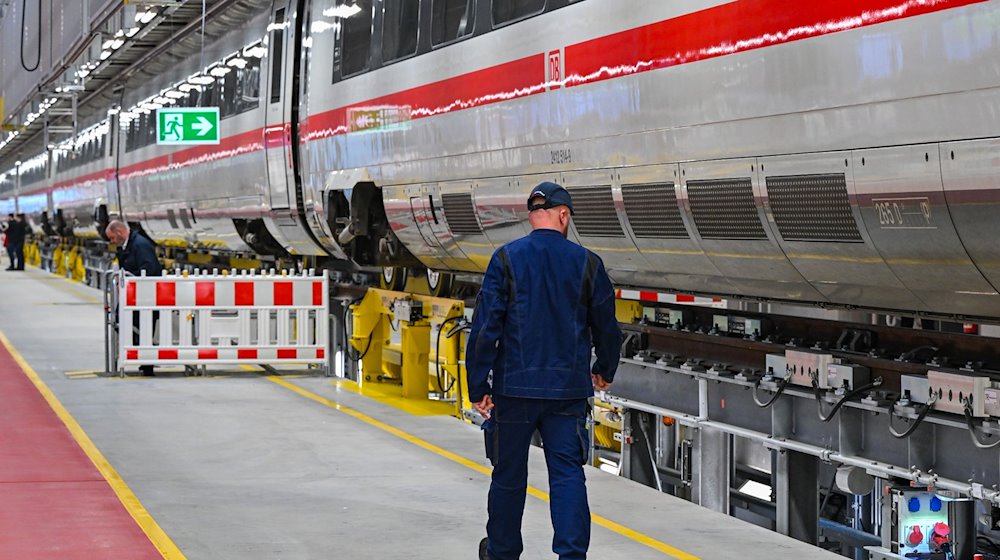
[
  {"left": 1, "top": 214, "right": 10, "bottom": 268},
  {"left": 5, "top": 214, "right": 26, "bottom": 271},
  {"left": 105, "top": 220, "right": 163, "bottom": 375},
  {"left": 466, "top": 182, "right": 622, "bottom": 560}
]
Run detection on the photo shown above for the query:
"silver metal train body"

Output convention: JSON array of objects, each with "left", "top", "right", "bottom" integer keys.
[{"left": 3, "top": 0, "right": 1000, "bottom": 320}]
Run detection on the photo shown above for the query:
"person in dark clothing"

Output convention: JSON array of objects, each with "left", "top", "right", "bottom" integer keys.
[
  {"left": 466, "top": 182, "right": 622, "bottom": 560},
  {"left": 105, "top": 220, "right": 163, "bottom": 278},
  {"left": 105, "top": 220, "right": 163, "bottom": 375},
  {"left": 5, "top": 214, "right": 27, "bottom": 271},
  {"left": 3, "top": 214, "right": 12, "bottom": 268}
]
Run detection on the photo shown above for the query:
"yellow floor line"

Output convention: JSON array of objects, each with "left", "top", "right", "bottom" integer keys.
[
  {"left": 267, "top": 376, "right": 700, "bottom": 560},
  {"left": 331, "top": 378, "right": 456, "bottom": 416},
  {"left": 0, "top": 331, "right": 186, "bottom": 560}
]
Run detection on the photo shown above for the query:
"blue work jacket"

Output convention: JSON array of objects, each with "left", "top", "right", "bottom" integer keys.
[
  {"left": 118, "top": 231, "right": 163, "bottom": 277},
  {"left": 466, "top": 228, "right": 622, "bottom": 402}
]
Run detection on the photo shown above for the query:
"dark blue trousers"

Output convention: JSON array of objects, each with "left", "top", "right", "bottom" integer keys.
[
  {"left": 485, "top": 395, "right": 590, "bottom": 560},
  {"left": 10, "top": 242, "right": 23, "bottom": 270}
]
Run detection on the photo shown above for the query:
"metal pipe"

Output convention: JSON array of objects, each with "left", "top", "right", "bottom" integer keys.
[
  {"left": 604, "top": 394, "right": 1000, "bottom": 505},
  {"left": 818, "top": 518, "right": 881, "bottom": 549}
]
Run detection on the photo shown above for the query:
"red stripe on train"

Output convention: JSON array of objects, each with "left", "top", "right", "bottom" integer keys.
[
  {"left": 301, "top": 54, "right": 544, "bottom": 143},
  {"left": 565, "top": 0, "right": 984, "bottom": 86}
]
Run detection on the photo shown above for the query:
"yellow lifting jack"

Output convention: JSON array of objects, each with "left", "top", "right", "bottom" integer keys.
[{"left": 348, "top": 288, "right": 470, "bottom": 417}]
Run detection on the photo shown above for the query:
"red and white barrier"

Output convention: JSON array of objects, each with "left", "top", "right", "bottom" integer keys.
[
  {"left": 616, "top": 289, "right": 727, "bottom": 309},
  {"left": 117, "top": 269, "right": 328, "bottom": 370}
]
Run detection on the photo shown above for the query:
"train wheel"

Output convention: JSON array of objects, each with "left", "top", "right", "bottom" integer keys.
[
  {"left": 379, "top": 267, "right": 407, "bottom": 291},
  {"left": 426, "top": 269, "right": 454, "bottom": 298}
]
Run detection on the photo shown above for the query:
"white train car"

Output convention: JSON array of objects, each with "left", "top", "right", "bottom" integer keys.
[
  {"left": 12, "top": 152, "right": 51, "bottom": 235},
  {"left": 7, "top": 0, "right": 1000, "bottom": 320},
  {"left": 0, "top": 168, "right": 15, "bottom": 218},
  {"left": 49, "top": 120, "right": 114, "bottom": 239},
  {"left": 294, "top": 0, "right": 1000, "bottom": 318},
  {"left": 115, "top": 3, "right": 322, "bottom": 257}
]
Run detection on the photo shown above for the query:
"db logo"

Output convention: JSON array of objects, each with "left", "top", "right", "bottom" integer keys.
[{"left": 548, "top": 50, "right": 562, "bottom": 90}]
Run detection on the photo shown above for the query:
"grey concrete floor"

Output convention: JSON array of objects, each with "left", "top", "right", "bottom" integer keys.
[{"left": 0, "top": 265, "right": 842, "bottom": 559}]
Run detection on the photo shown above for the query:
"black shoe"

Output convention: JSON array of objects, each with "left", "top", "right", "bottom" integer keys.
[
  {"left": 478, "top": 537, "right": 489, "bottom": 560},
  {"left": 4, "top": 267, "right": 11, "bottom": 271},
  {"left": 139, "top": 365, "right": 155, "bottom": 376}
]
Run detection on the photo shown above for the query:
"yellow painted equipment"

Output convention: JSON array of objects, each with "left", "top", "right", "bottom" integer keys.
[
  {"left": 53, "top": 244, "right": 66, "bottom": 276},
  {"left": 349, "top": 288, "right": 468, "bottom": 418},
  {"left": 24, "top": 242, "right": 40, "bottom": 266},
  {"left": 615, "top": 299, "right": 644, "bottom": 324}
]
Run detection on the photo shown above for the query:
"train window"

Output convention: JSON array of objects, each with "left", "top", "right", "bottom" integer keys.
[
  {"left": 221, "top": 66, "right": 239, "bottom": 118},
  {"left": 339, "top": 0, "right": 374, "bottom": 77},
  {"left": 205, "top": 77, "right": 222, "bottom": 110},
  {"left": 145, "top": 112, "right": 156, "bottom": 147},
  {"left": 125, "top": 121, "right": 134, "bottom": 152},
  {"left": 432, "top": 0, "right": 474, "bottom": 45},
  {"left": 138, "top": 114, "right": 148, "bottom": 150},
  {"left": 382, "top": 0, "right": 419, "bottom": 62},
  {"left": 236, "top": 54, "right": 261, "bottom": 114},
  {"left": 269, "top": 9, "right": 286, "bottom": 103},
  {"left": 492, "top": 0, "right": 544, "bottom": 25},
  {"left": 184, "top": 86, "right": 199, "bottom": 108}
]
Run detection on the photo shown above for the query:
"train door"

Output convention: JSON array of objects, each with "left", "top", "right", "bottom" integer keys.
[
  {"left": 263, "top": 2, "right": 294, "bottom": 211},
  {"left": 97, "top": 112, "right": 117, "bottom": 236}
]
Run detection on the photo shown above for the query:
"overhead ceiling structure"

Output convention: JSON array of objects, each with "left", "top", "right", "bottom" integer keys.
[{"left": 0, "top": 0, "right": 265, "bottom": 171}]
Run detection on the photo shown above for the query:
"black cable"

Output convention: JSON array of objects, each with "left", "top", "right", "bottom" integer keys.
[
  {"left": 963, "top": 398, "right": 1000, "bottom": 449},
  {"left": 887, "top": 393, "right": 937, "bottom": 439},
  {"left": 977, "top": 535, "right": 1000, "bottom": 554},
  {"left": 818, "top": 466, "right": 840, "bottom": 515},
  {"left": 753, "top": 375, "right": 789, "bottom": 408},
  {"left": 352, "top": 328, "right": 375, "bottom": 360},
  {"left": 20, "top": 0, "right": 41, "bottom": 72},
  {"left": 435, "top": 316, "right": 464, "bottom": 393},
  {"left": 814, "top": 377, "right": 883, "bottom": 423},
  {"left": 899, "top": 345, "right": 939, "bottom": 363},
  {"left": 343, "top": 297, "right": 377, "bottom": 362}
]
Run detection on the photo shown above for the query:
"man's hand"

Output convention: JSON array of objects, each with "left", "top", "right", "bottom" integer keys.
[
  {"left": 592, "top": 373, "right": 612, "bottom": 391},
  {"left": 474, "top": 395, "right": 494, "bottom": 418}
]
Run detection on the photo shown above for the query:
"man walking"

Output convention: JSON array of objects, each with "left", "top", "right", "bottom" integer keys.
[
  {"left": 466, "top": 182, "right": 622, "bottom": 560},
  {"left": 106, "top": 220, "right": 163, "bottom": 375}
]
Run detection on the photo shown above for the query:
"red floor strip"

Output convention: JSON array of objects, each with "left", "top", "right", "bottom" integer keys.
[{"left": 0, "top": 343, "right": 163, "bottom": 559}]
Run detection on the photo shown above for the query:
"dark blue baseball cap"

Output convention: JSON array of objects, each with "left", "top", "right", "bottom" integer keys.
[{"left": 527, "top": 181, "right": 574, "bottom": 214}]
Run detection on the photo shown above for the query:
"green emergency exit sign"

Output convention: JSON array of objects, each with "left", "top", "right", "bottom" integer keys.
[{"left": 156, "top": 107, "right": 220, "bottom": 145}]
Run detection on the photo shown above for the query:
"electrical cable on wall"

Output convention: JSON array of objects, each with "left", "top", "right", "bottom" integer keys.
[
  {"left": 752, "top": 375, "right": 789, "bottom": 408},
  {"left": 963, "top": 397, "right": 1000, "bottom": 449},
  {"left": 887, "top": 393, "right": 938, "bottom": 439},
  {"left": 19, "top": 0, "right": 41, "bottom": 72},
  {"left": 813, "top": 376, "right": 883, "bottom": 423}
]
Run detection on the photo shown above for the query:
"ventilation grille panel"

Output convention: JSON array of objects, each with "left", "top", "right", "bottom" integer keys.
[
  {"left": 568, "top": 186, "right": 624, "bottom": 238},
  {"left": 687, "top": 178, "right": 767, "bottom": 240},
  {"left": 621, "top": 182, "right": 688, "bottom": 239},
  {"left": 766, "top": 174, "right": 862, "bottom": 242},
  {"left": 440, "top": 193, "right": 483, "bottom": 236}
]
